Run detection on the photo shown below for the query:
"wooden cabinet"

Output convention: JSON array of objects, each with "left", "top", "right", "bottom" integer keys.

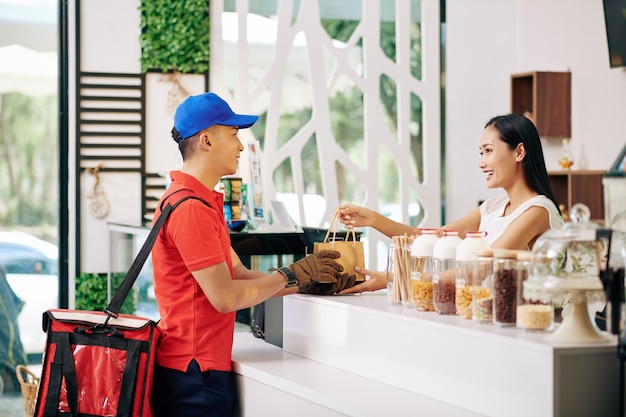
[
  {"left": 511, "top": 71, "right": 571, "bottom": 138},
  {"left": 548, "top": 170, "right": 605, "bottom": 222}
]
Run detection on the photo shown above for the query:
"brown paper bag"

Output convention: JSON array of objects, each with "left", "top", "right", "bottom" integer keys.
[{"left": 314, "top": 210, "right": 366, "bottom": 282}]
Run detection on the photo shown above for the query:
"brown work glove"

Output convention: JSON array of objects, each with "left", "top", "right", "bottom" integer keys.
[
  {"left": 290, "top": 250, "right": 343, "bottom": 284},
  {"left": 298, "top": 273, "right": 357, "bottom": 295}
]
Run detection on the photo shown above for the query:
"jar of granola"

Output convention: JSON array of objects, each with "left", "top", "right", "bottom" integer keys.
[
  {"left": 432, "top": 230, "right": 461, "bottom": 315},
  {"left": 410, "top": 228, "right": 439, "bottom": 311}
]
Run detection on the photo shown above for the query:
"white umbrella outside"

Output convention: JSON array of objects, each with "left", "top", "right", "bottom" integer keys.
[{"left": 0, "top": 44, "right": 57, "bottom": 97}]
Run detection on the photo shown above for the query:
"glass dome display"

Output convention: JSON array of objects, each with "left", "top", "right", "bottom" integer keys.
[{"left": 525, "top": 204, "right": 610, "bottom": 343}]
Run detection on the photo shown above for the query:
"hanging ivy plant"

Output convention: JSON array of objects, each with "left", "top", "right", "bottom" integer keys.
[{"left": 138, "top": 0, "right": 210, "bottom": 74}]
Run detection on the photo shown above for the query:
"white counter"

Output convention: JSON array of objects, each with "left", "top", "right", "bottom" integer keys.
[
  {"left": 232, "top": 332, "right": 483, "bottom": 417},
  {"left": 232, "top": 293, "right": 621, "bottom": 417},
  {"left": 284, "top": 293, "right": 621, "bottom": 417}
]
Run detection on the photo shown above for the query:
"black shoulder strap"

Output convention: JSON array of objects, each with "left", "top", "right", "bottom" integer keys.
[
  {"left": 104, "top": 189, "right": 209, "bottom": 319},
  {"left": 158, "top": 187, "right": 211, "bottom": 212}
]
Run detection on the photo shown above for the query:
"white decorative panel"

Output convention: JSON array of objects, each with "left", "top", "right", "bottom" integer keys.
[{"left": 211, "top": 0, "right": 441, "bottom": 269}]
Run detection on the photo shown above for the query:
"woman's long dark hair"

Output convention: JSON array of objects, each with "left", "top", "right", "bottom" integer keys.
[{"left": 485, "top": 113, "right": 561, "bottom": 215}]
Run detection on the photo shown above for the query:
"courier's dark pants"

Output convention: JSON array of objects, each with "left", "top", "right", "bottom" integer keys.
[{"left": 152, "top": 359, "right": 235, "bottom": 417}]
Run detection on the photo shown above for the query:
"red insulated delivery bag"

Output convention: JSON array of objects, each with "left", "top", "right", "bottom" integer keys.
[
  {"left": 35, "top": 310, "right": 159, "bottom": 417},
  {"left": 33, "top": 191, "right": 206, "bottom": 417}
]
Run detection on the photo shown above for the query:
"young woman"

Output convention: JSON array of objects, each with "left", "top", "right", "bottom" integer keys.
[{"left": 337, "top": 113, "right": 563, "bottom": 294}]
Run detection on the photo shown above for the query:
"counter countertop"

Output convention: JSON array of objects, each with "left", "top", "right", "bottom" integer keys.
[
  {"left": 287, "top": 292, "right": 617, "bottom": 352},
  {"left": 233, "top": 293, "right": 619, "bottom": 417},
  {"left": 232, "top": 331, "right": 483, "bottom": 417}
]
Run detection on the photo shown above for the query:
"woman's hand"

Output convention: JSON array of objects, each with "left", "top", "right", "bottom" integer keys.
[
  {"left": 338, "top": 203, "right": 414, "bottom": 237},
  {"left": 338, "top": 203, "right": 376, "bottom": 228},
  {"left": 338, "top": 266, "right": 387, "bottom": 294}
]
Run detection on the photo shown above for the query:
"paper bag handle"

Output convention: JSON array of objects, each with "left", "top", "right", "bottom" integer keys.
[{"left": 323, "top": 210, "right": 358, "bottom": 246}]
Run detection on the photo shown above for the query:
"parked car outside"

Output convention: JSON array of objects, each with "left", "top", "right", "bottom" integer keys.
[
  {"left": 0, "top": 230, "right": 58, "bottom": 355},
  {"left": 0, "top": 230, "right": 58, "bottom": 275}
]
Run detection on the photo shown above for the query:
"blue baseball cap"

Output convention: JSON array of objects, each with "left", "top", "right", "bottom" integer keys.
[{"left": 173, "top": 92, "right": 259, "bottom": 141}]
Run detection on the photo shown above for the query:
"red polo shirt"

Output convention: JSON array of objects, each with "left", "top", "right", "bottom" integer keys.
[{"left": 151, "top": 171, "right": 235, "bottom": 372}]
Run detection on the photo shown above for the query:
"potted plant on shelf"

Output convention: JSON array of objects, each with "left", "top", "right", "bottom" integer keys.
[{"left": 75, "top": 273, "right": 136, "bottom": 314}]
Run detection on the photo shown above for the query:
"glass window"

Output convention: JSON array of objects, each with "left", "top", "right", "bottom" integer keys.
[
  {"left": 0, "top": 0, "right": 59, "bottom": 362},
  {"left": 216, "top": 0, "right": 439, "bottom": 271}
]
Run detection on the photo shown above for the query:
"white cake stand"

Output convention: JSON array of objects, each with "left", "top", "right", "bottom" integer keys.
[{"left": 541, "top": 278, "right": 609, "bottom": 343}]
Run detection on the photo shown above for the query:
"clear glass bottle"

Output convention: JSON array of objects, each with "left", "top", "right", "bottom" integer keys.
[
  {"left": 410, "top": 228, "right": 439, "bottom": 311},
  {"left": 432, "top": 230, "right": 461, "bottom": 315},
  {"left": 492, "top": 249, "right": 519, "bottom": 326},
  {"left": 455, "top": 231, "right": 492, "bottom": 320},
  {"left": 558, "top": 138, "right": 574, "bottom": 169},
  {"left": 401, "top": 236, "right": 415, "bottom": 308},
  {"left": 386, "top": 240, "right": 400, "bottom": 304}
]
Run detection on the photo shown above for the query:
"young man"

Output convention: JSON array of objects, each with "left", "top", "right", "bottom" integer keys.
[{"left": 150, "top": 92, "right": 352, "bottom": 416}]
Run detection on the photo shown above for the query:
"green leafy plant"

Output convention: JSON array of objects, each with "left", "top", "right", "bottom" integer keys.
[
  {"left": 138, "top": 0, "right": 210, "bottom": 73},
  {"left": 75, "top": 273, "right": 136, "bottom": 314},
  {"left": 555, "top": 242, "right": 598, "bottom": 274}
]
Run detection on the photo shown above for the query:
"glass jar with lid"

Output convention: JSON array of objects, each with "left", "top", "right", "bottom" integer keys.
[
  {"left": 432, "top": 230, "right": 461, "bottom": 315},
  {"left": 516, "top": 252, "right": 554, "bottom": 331},
  {"left": 492, "top": 249, "right": 520, "bottom": 326},
  {"left": 455, "top": 231, "right": 492, "bottom": 320},
  {"left": 472, "top": 249, "right": 495, "bottom": 322},
  {"left": 514, "top": 250, "right": 552, "bottom": 330},
  {"left": 410, "top": 228, "right": 439, "bottom": 311},
  {"left": 387, "top": 234, "right": 414, "bottom": 305}
]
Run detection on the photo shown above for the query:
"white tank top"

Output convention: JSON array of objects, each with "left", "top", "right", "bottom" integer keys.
[{"left": 478, "top": 194, "right": 563, "bottom": 246}]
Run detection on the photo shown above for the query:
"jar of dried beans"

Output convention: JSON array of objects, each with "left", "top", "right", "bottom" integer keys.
[
  {"left": 432, "top": 230, "right": 461, "bottom": 315},
  {"left": 492, "top": 249, "right": 520, "bottom": 326}
]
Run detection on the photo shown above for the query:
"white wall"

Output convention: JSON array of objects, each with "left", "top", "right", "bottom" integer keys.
[
  {"left": 445, "top": 0, "right": 626, "bottom": 223},
  {"left": 77, "top": 0, "right": 142, "bottom": 273},
  {"left": 75, "top": 0, "right": 626, "bottom": 271}
]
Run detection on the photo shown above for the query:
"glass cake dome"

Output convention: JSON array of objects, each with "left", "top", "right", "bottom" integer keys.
[{"left": 525, "top": 204, "right": 611, "bottom": 343}]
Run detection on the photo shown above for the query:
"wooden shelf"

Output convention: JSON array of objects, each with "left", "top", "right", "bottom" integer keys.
[
  {"left": 511, "top": 71, "right": 571, "bottom": 138},
  {"left": 548, "top": 170, "right": 606, "bottom": 221}
]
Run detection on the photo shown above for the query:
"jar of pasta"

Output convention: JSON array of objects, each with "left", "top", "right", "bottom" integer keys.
[
  {"left": 410, "top": 228, "right": 439, "bottom": 311},
  {"left": 472, "top": 249, "right": 495, "bottom": 322},
  {"left": 455, "top": 231, "right": 492, "bottom": 320},
  {"left": 432, "top": 230, "right": 462, "bottom": 315}
]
